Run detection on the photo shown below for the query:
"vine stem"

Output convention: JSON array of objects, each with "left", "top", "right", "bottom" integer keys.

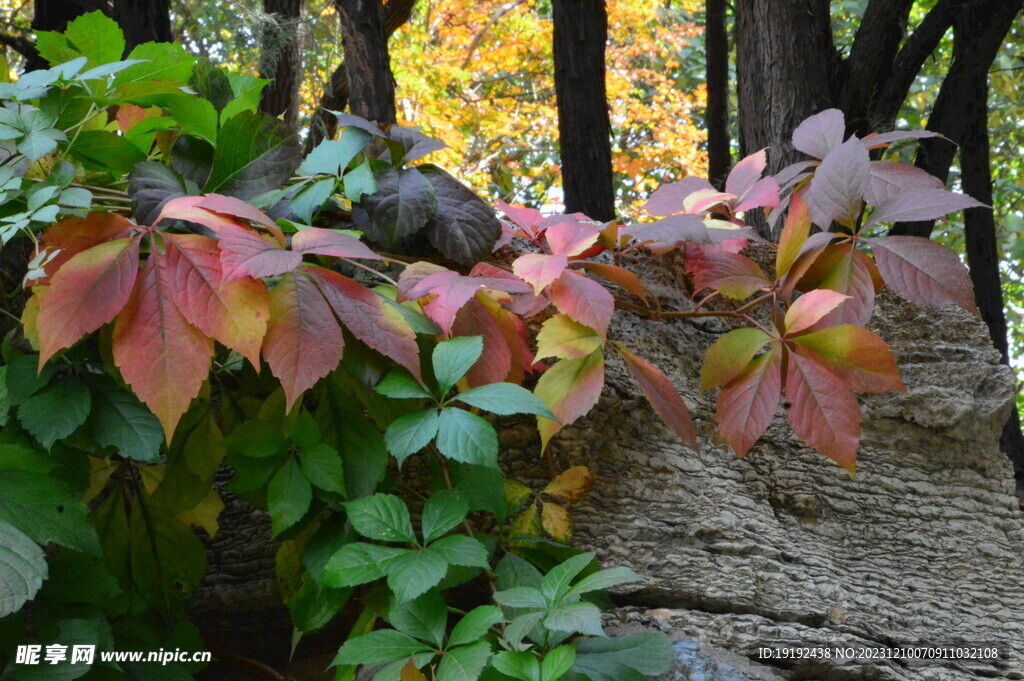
[{"left": 615, "top": 291, "right": 773, "bottom": 320}]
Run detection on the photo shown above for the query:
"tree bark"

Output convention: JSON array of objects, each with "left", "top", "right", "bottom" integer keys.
[
  {"left": 113, "top": 0, "right": 172, "bottom": 52},
  {"left": 704, "top": 0, "right": 730, "bottom": 190},
  {"left": 734, "top": 0, "right": 838, "bottom": 172},
  {"left": 335, "top": 0, "right": 397, "bottom": 125},
  {"left": 551, "top": 0, "right": 615, "bottom": 221},
  {"left": 259, "top": 0, "right": 304, "bottom": 129}
]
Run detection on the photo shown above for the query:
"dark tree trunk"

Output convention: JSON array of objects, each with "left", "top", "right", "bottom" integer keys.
[
  {"left": 704, "top": 0, "right": 730, "bottom": 190},
  {"left": 113, "top": 0, "right": 172, "bottom": 52},
  {"left": 259, "top": 0, "right": 304, "bottom": 129},
  {"left": 335, "top": 0, "right": 397, "bottom": 125},
  {"left": 734, "top": 0, "right": 838, "bottom": 172},
  {"left": 551, "top": 0, "right": 615, "bottom": 221},
  {"left": 28, "top": 0, "right": 99, "bottom": 70}
]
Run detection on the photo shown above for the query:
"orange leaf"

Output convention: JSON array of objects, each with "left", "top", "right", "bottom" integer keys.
[
  {"left": 776, "top": 192, "right": 810, "bottom": 278},
  {"left": 534, "top": 350, "right": 605, "bottom": 451},
  {"left": 795, "top": 243, "right": 875, "bottom": 327},
  {"left": 690, "top": 245, "right": 770, "bottom": 300},
  {"left": 400, "top": 659, "right": 428, "bottom": 681},
  {"left": 617, "top": 347, "right": 698, "bottom": 451},
  {"left": 542, "top": 466, "right": 595, "bottom": 505},
  {"left": 789, "top": 325, "right": 905, "bottom": 393},
  {"left": 716, "top": 345, "right": 781, "bottom": 457},
  {"left": 578, "top": 262, "right": 648, "bottom": 302},
  {"left": 38, "top": 237, "right": 140, "bottom": 365},
  {"left": 38, "top": 212, "right": 136, "bottom": 284},
  {"left": 262, "top": 271, "right": 344, "bottom": 410},
  {"left": 113, "top": 253, "right": 214, "bottom": 440},
  {"left": 785, "top": 346, "right": 860, "bottom": 471},
  {"left": 164, "top": 233, "right": 269, "bottom": 367}
]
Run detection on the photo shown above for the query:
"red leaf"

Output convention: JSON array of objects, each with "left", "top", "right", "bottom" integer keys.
[
  {"left": 690, "top": 245, "right": 771, "bottom": 300},
  {"left": 158, "top": 194, "right": 285, "bottom": 241},
  {"left": 113, "top": 253, "right": 214, "bottom": 440},
  {"left": 291, "top": 228, "right": 382, "bottom": 260},
  {"left": 38, "top": 212, "right": 136, "bottom": 284},
  {"left": 792, "top": 109, "right": 845, "bottom": 160},
  {"left": 864, "top": 162, "right": 944, "bottom": 206},
  {"left": 716, "top": 345, "right": 781, "bottom": 457},
  {"left": 262, "top": 271, "right": 344, "bottom": 410},
  {"left": 549, "top": 270, "right": 614, "bottom": 339},
  {"left": 804, "top": 136, "right": 870, "bottom": 228},
  {"left": 701, "top": 327, "right": 773, "bottom": 391},
  {"left": 642, "top": 177, "right": 716, "bottom": 216},
  {"left": 512, "top": 253, "right": 568, "bottom": 295},
  {"left": 784, "top": 289, "right": 850, "bottom": 336},
  {"left": 734, "top": 177, "right": 781, "bottom": 214},
  {"left": 790, "top": 325, "right": 904, "bottom": 393},
  {"left": 163, "top": 233, "right": 270, "bottom": 366},
  {"left": 306, "top": 267, "right": 422, "bottom": 381},
  {"left": 867, "top": 235, "right": 978, "bottom": 313},
  {"left": 785, "top": 346, "right": 860, "bottom": 471},
  {"left": 451, "top": 296, "right": 512, "bottom": 387},
  {"left": 495, "top": 200, "right": 544, "bottom": 236},
  {"left": 545, "top": 220, "right": 600, "bottom": 257},
  {"left": 726, "top": 150, "right": 767, "bottom": 198},
  {"left": 477, "top": 292, "right": 535, "bottom": 382},
  {"left": 864, "top": 188, "right": 985, "bottom": 228},
  {"left": 401, "top": 267, "right": 532, "bottom": 336},
  {"left": 217, "top": 223, "right": 302, "bottom": 283},
  {"left": 795, "top": 244, "right": 875, "bottom": 327},
  {"left": 38, "top": 237, "right": 140, "bottom": 365},
  {"left": 775, "top": 193, "right": 810, "bottom": 278},
  {"left": 534, "top": 350, "right": 605, "bottom": 451},
  {"left": 577, "top": 262, "right": 648, "bottom": 302},
  {"left": 617, "top": 347, "right": 698, "bottom": 451}
]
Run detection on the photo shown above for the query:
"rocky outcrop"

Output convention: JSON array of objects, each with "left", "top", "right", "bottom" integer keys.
[{"left": 196, "top": 256, "right": 1024, "bottom": 680}]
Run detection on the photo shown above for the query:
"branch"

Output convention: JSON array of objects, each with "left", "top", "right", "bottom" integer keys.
[
  {"left": 871, "top": 0, "right": 961, "bottom": 131},
  {"left": 461, "top": 1, "right": 525, "bottom": 69},
  {"left": 0, "top": 31, "right": 36, "bottom": 60}
]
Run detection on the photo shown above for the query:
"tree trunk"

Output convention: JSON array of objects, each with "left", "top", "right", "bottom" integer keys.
[
  {"left": 259, "top": 0, "right": 304, "bottom": 129},
  {"left": 551, "top": 0, "right": 615, "bottom": 221},
  {"left": 113, "top": 0, "right": 172, "bottom": 52},
  {"left": 734, "top": 0, "right": 837, "bottom": 172},
  {"left": 334, "top": 0, "right": 397, "bottom": 125},
  {"left": 704, "top": 0, "right": 730, "bottom": 190}
]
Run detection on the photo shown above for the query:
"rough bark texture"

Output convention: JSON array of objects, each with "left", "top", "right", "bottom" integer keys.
[
  {"left": 258, "top": 0, "right": 304, "bottom": 129},
  {"left": 113, "top": 0, "right": 172, "bottom": 52},
  {"left": 194, "top": 254, "right": 1024, "bottom": 680},
  {"left": 734, "top": 0, "right": 838, "bottom": 172},
  {"left": 552, "top": 0, "right": 616, "bottom": 221},
  {"left": 335, "top": 0, "right": 397, "bottom": 125},
  {"left": 704, "top": 0, "right": 730, "bottom": 190}
]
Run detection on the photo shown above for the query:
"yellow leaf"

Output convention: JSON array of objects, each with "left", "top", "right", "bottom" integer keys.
[
  {"left": 541, "top": 502, "right": 573, "bottom": 543},
  {"left": 509, "top": 503, "right": 542, "bottom": 547},
  {"left": 401, "top": 659, "right": 428, "bottom": 681},
  {"left": 542, "top": 466, "right": 595, "bottom": 505},
  {"left": 503, "top": 479, "right": 534, "bottom": 512},
  {"left": 178, "top": 487, "right": 224, "bottom": 537},
  {"left": 535, "top": 314, "right": 602, "bottom": 361}
]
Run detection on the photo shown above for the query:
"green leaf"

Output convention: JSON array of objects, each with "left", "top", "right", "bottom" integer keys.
[
  {"left": 386, "top": 548, "right": 449, "bottom": 604},
  {"left": 268, "top": 458, "right": 312, "bottom": 537},
  {"left": 435, "top": 408, "right": 498, "bottom": 469},
  {"left": 0, "top": 471, "right": 101, "bottom": 555},
  {"left": 6, "top": 355, "right": 53, "bottom": 406},
  {"left": 288, "top": 578, "right": 351, "bottom": 633},
  {"left": 223, "top": 71, "right": 271, "bottom": 119},
  {"left": 343, "top": 160, "right": 377, "bottom": 202},
  {"left": 164, "top": 94, "right": 219, "bottom": 143},
  {"left": 433, "top": 336, "right": 484, "bottom": 395},
  {"left": 289, "top": 409, "right": 321, "bottom": 448},
  {"left": 114, "top": 42, "right": 195, "bottom": 85},
  {"left": 492, "top": 651, "right": 540, "bottom": 681},
  {"left": 68, "top": 130, "right": 142, "bottom": 174},
  {"left": 300, "top": 131, "right": 372, "bottom": 176},
  {"left": 290, "top": 178, "right": 336, "bottom": 224},
  {"left": 448, "top": 462, "right": 508, "bottom": 523},
  {"left": 345, "top": 493, "right": 417, "bottom": 544},
  {"left": 129, "top": 494, "right": 208, "bottom": 606},
  {"left": 426, "top": 534, "right": 489, "bottom": 568},
  {"left": 376, "top": 372, "right": 433, "bottom": 400},
  {"left": 495, "top": 553, "right": 543, "bottom": 590},
  {"left": 437, "top": 641, "right": 492, "bottom": 681},
  {"left": 492, "top": 586, "right": 547, "bottom": 610},
  {"left": 300, "top": 444, "right": 346, "bottom": 496},
  {"left": 0, "top": 520, "right": 46, "bottom": 618},
  {"left": 454, "top": 383, "right": 557, "bottom": 420},
  {"left": 17, "top": 377, "right": 91, "bottom": 448},
  {"left": 422, "top": 489, "right": 469, "bottom": 544},
  {"left": 565, "top": 566, "right": 643, "bottom": 599},
  {"left": 223, "top": 419, "right": 288, "bottom": 458},
  {"left": 204, "top": 111, "right": 302, "bottom": 199},
  {"left": 88, "top": 381, "right": 164, "bottom": 462},
  {"left": 41, "top": 11, "right": 125, "bottom": 67},
  {"left": 189, "top": 58, "right": 234, "bottom": 111},
  {"left": 389, "top": 589, "right": 448, "bottom": 647},
  {"left": 571, "top": 632, "right": 674, "bottom": 680},
  {"left": 321, "top": 542, "right": 403, "bottom": 588},
  {"left": 332, "top": 629, "right": 432, "bottom": 666},
  {"left": 384, "top": 409, "right": 439, "bottom": 466},
  {"left": 543, "top": 601, "right": 603, "bottom": 636},
  {"left": 504, "top": 612, "right": 545, "bottom": 648},
  {"left": 448, "top": 605, "right": 503, "bottom": 648},
  {"left": 541, "top": 552, "right": 595, "bottom": 603},
  {"left": 541, "top": 645, "right": 576, "bottom": 681}
]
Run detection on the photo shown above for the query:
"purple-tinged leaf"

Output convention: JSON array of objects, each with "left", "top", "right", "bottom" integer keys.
[
  {"left": 785, "top": 345, "right": 860, "bottom": 472},
  {"left": 804, "top": 137, "right": 870, "bottom": 228},
  {"left": 642, "top": 177, "right": 716, "bottom": 216},
  {"left": 867, "top": 236, "right": 978, "bottom": 313},
  {"left": 773, "top": 161, "right": 816, "bottom": 191},
  {"left": 864, "top": 162, "right": 944, "bottom": 206},
  {"left": 792, "top": 109, "right": 846, "bottom": 159},
  {"left": 217, "top": 223, "right": 302, "bottom": 283},
  {"left": 734, "top": 177, "right": 781, "bottom": 214},
  {"left": 550, "top": 270, "right": 614, "bottom": 339},
  {"left": 291, "top": 228, "right": 382, "bottom": 260},
  {"left": 617, "top": 347, "right": 698, "bottom": 451},
  {"left": 784, "top": 289, "right": 850, "bottom": 336},
  {"left": 864, "top": 188, "right": 986, "bottom": 228},
  {"left": 725, "top": 150, "right": 767, "bottom": 198},
  {"left": 717, "top": 345, "right": 781, "bottom": 457},
  {"left": 795, "top": 244, "right": 875, "bottom": 327}
]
